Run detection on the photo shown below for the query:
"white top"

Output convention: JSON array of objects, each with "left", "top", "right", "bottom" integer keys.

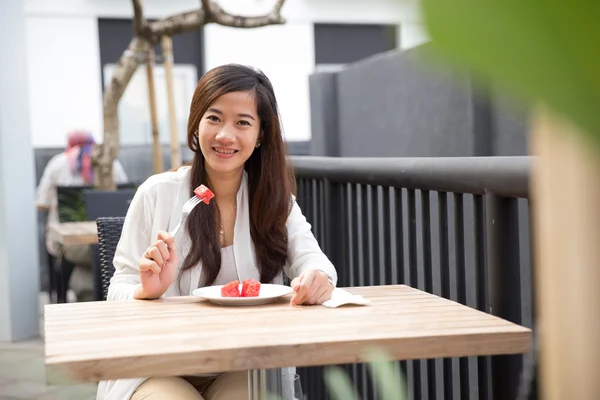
[
  {"left": 213, "top": 245, "right": 239, "bottom": 285},
  {"left": 36, "top": 152, "right": 128, "bottom": 254},
  {"left": 96, "top": 166, "right": 337, "bottom": 400},
  {"left": 179, "top": 245, "right": 239, "bottom": 301}
]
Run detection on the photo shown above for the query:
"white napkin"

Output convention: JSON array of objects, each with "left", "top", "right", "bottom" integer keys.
[{"left": 322, "top": 288, "right": 370, "bottom": 308}]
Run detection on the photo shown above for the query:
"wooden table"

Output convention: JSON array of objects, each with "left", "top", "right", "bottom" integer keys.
[
  {"left": 47, "top": 221, "right": 98, "bottom": 246},
  {"left": 44, "top": 285, "right": 531, "bottom": 398}
]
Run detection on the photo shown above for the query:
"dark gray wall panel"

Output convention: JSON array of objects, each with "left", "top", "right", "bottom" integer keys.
[
  {"left": 336, "top": 46, "right": 476, "bottom": 157},
  {"left": 490, "top": 86, "right": 530, "bottom": 156},
  {"left": 314, "top": 23, "right": 397, "bottom": 65},
  {"left": 309, "top": 72, "right": 339, "bottom": 156},
  {"left": 308, "top": 43, "right": 530, "bottom": 158}
]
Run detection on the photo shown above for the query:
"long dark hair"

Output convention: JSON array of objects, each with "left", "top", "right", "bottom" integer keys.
[{"left": 181, "top": 64, "right": 296, "bottom": 288}]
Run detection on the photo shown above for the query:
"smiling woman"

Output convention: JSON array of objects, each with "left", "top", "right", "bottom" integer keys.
[
  {"left": 183, "top": 65, "right": 296, "bottom": 288},
  {"left": 97, "top": 64, "right": 337, "bottom": 400}
]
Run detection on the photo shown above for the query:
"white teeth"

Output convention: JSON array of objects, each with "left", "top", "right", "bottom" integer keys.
[{"left": 214, "top": 147, "right": 235, "bottom": 155}]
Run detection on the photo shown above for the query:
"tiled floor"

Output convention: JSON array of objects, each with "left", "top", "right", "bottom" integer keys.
[{"left": 0, "top": 292, "right": 97, "bottom": 400}]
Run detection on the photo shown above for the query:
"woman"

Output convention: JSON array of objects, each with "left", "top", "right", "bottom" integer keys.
[
  {"left": 36, "top": 130, "right": 128, "bottom": 301},
  {"left": 97, "top": 64, "right": 337, "bottom": 400}
]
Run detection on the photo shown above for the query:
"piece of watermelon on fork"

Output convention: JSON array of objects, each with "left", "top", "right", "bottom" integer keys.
[{"left": 194, "top": 184, "right": 215, "bottom": 204}]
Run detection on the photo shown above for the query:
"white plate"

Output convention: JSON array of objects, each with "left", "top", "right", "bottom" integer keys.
[{"left": 192, "top": 283, "right": 294, "bottom": 306}]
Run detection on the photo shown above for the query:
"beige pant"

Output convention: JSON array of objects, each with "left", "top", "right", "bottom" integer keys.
[
  {"left": 59, "top": 243, "right": 94, "bottom": 301},
  {"left": 131, "top": 372, "right": 249, "bottom": 400}
]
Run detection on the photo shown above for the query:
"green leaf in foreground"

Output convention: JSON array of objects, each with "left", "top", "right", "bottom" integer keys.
[
  {"left": 324, "top": 366, "right": 361, "bottom": 400},
  {"left": 363, "top": 347, "right": 407, "bottom": 400},
  {"left": 324, "top": 347, "right": 408, "bottom": 400},
  {"left": 418, "top": 0, "right": 600, "bottom": 149}
]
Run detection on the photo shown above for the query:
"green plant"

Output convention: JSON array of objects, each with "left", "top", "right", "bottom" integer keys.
[
  {"left": 416, "top": 0, "right": 600, "bottom": 148},
  {"left": 57, "top": 191, "right": 87, "bottom": 223},
  {"left": 324, "top": 347, "right": 408, "bottom": 400}
]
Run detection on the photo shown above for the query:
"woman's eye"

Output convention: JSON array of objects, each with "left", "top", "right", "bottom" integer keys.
[
  {"left": 207, "top": 115, "right": 220, "bottom": 122},
  {"left": 237, "top": 120, "right": 251, "bottom": 126}
]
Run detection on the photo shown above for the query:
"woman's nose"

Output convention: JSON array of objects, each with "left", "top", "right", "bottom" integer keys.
[{"left": 215, "top": 127, "right": 235, "bottom": 143}]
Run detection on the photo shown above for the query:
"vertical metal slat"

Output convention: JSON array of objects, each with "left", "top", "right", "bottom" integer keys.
[
  {"left": 438, "top": 192, "right": 454, "bottom": 399},
  {"left": 368, "top": 185, "right": 379, "bottom": 399},
  {"left": 311, "top": 179, "right": 318, "bottom": 238},
  {"left": 392, "top": 188, "right": 408, "bottom": 395},
  {"left": 319, "top": 179, "right": 326, "bottom": 247},
  {"left": 354, "top": 184, "right": 368, "bottom": 399},
  {"left": 346, "top": 183, "right": 360, "bottom": 400},
  {"left": 347, "top": 183, "right": 355, "bottom": 289},
  {"left": 486, "top": 193, "right": 524, "bottom": 400},
  {"left": 367, "top": 185, "right": 378, "bottom": 286},
  {"left": 454, "top": 193, "right": 470, "bottom": 399},
  {"left": 361, "top": 185, "right": 372, "bottom": 399},
  {"left": 474, "top": 194, "right": 491, "bottom": 400},
  {"left": 407, "top": 189, "right": 421, "bottom": 400},
  {"left": 379, "top": 186, "right": 391, "bottom": 285},
  {"left": 393, "top": 188, "right": 404, "bottom": 285},
  {"left": 421, "top": 190, "right": 436, "bottom": 400}
]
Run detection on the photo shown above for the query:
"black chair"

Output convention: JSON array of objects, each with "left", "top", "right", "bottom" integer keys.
[
  {"left": 83, "top": 189, "right": 136, "bottom": 221},
  {"left": 96, "top": 217, "right": 125, "bottom": 301},
  {"left": 84, "top": 189, "right": 136, "bottom": 300}
]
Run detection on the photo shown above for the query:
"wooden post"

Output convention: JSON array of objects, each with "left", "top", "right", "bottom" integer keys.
[
  {"left": 530, "top": 107, "right": 600, "bottom": 400},
  {"left": 161, "top": 36, "right": 182, "bottom": 169},
  {"left": 146, "top": 48, "right": 163, "bottom": 174}
]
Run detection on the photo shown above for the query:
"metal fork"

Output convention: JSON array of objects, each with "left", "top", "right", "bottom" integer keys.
[{"left": 169, "top": 196, "right": 202, "bottom": 237}]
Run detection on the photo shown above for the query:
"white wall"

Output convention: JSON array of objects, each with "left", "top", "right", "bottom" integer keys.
[
  {"left": 26, "top": 16, "right": 103, "bottom": 147},
  {"left": 25, "top": 0, "right": 421, "bottom": 147},
  {"left": 1, "top": 0, "right": 39, "bottom": 342}
]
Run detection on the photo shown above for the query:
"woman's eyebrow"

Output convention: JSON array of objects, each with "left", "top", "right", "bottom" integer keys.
[
  {"left": 208, "top": 108, "right": 255, "bottom": 120},
  {"left": 238, "top": 113, "right": 255, "bottom": 120}
]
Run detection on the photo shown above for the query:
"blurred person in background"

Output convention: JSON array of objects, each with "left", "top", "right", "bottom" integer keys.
[{"left": 36, "top": 130, "right": 129, "bottom": 302}]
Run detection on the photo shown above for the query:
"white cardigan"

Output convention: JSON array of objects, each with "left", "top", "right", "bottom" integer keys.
[{"left": 96, "top": 166, "right": 338, "bottom": 400}]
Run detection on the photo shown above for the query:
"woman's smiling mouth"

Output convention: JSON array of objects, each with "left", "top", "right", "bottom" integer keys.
[{"left": 213, "top": 147, "right": 238, "bottom": 158}]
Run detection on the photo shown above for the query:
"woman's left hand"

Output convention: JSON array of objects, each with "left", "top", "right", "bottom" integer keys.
[{"left": 290, "top": 269, "right": 334, "bottom": 306}]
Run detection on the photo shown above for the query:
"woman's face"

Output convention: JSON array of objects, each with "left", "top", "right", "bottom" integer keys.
[{"left": 198, "top": 91, "right": 261, "bottom": 176}]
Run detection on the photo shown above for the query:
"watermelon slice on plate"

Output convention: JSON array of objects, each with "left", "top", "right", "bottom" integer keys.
[
  {"left": 193, "top": 282, "right": 293, "bottom": 306},
  {"left": 194, "top": 185, "right": 215, "bottom": 204},
  {"left": 220, "top": 280, "right": 240, "bottom": 297},
  {"left": 241, "top": 278, "right": 261, "bottom": 297}
]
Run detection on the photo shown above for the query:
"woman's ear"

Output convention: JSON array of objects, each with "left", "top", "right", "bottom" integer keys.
[{"left": 255, "top": 131, "right": 263, "bottom": 148}]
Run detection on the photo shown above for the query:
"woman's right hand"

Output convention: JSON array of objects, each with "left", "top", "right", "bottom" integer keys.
[{"left": 134, "top": 231, "right": 179, "bottom": 300}]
